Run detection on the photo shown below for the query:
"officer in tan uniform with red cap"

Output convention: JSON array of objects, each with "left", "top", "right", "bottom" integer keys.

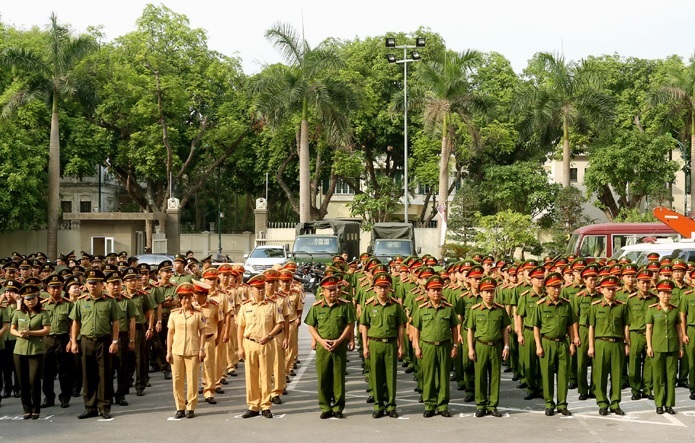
[
  {"left": 237, "top": 275, "right": 284, "bottom": 418},
  {"left": 263, "top": 269, "right": 292, "bottom": 404},
  {"left": 279, "top": 269, "right": 304, "bottom": 378},
  {"left": 191, "top": 279, "right": 221, "bottom": 404}
]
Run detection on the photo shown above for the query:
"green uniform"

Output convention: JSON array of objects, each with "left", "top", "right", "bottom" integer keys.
[
  {"left": 531, "top": 296, "right": 576, "bottom": 410},
  {"left": 304, "top": 297, "right": 356, "bottom": 414},
  {"left": 646, "top": 303, "right": 681, "bottom": 408},
  {"left": 466, "top": 302, "right": 511, "bottom": 411},
  {"left": 679, "top": 288, "right": 695, "bottom": 395},
  {"left": 12, "top": 309, "right": 50, "bottom": 415},
  {"left": 42, "top": 297, "right": 75, "bottom": 406},
  {"left": 572, "top": 289, "right": 599, "bottom": 396},
  {"left": 516, "top": 287, "right": 543, "bottom": 395},
  {"left": 589, "top": 298, "right": 629, "bottom": 410},
  {"left": 673, "top": 283, "right": 689, "bottom": 386},
  {"left": 411, "top": 300, "right": 458, "bottom": 413},
  {"left": 456, "top": 290, "right": 480, "bottom": 393},
  {"left": 114, "top": 295, "right": 137, "bottom": 399},
  {"left": 562, "top": 282, "right": 583, "bottom": 386},
  {"left": 626, "top": 291, "right": 656, "bottom": 397},
  {"left": 360, "top": 296, "right": 407, "bottom": 413}
]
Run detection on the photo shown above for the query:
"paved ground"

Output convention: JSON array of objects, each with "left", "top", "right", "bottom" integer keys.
[{"left": 3, "top": 293, "right": 695, "bottom": 442}]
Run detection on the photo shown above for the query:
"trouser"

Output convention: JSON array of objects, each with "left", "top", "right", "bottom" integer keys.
[
  {"left": 539, "top": 337, "right": 570, "bottom": 409},
  {"left": 569, "top": 337, "right": 578, "bottom": 386},
  {"left": 72, "top": 349, "right": 83, "bottom": 396},
  {"left": 509, "top": 330, "right": 520, "bottom": 376},
  {"left": 421, "top": 341, "right": 452, "bottom": 412},
  {"left": 315, "top": 341, "right": 347, "bottom": 413},
  {"left": 151, "top": 314, "right": 170, "bottom": 372},
  {"left": 215, "top": 334, "right": 228, "bottom": 386},
  {"left": 172, "top": 354, "right": 200, "bottom": 411},
  {"left": 243, "top": 338, "right": 274, "bottom": 411},
  {"left": 285, "top": 323, "right": 298, "bottom": 375},
  {"left": 42, "top": 333, "right": 74, "bottom": 404},
  {"left": 227, "top": 320, "right": 239, "bottom": 372},
  {"left": 686, "top": 326, "right": 695, "bottom": 395},
  {"left": 577, "top": 325, "right": 594, "bottom": 395},
  {"left": 628, "top": 331, "right": 652, "bottom": 396},
  {"left": 81, "top": 336, "right": 113, "bottom": 412},
  {"left": 368, "top": 340, "right": 398, "bottom": 412},
  {"left": 593, "top": 340, "right": 623, "bottom": 409},
  {"left": 474, "top": 341, "right": 502, "bottom": 411},
  {"left": 459, "top": 329, "right": 474, "bottom": 391},
  {"left": 652, "top": 350, "right": 678, "bottom": 408},
  {"left": 521, "top": 327, "right": 540, "bottom": 393},
  {"left": 114, "top": 332, "right": 132, "bottom": 397},
  {"left": 134, "top": 324, "right": 148, "bottom": 390},
  {"left": 403, "top": 329, "right": 413, "bottom": 368},
  {"left": 678, "top": 352, "right": 689, "bottom": 386},
  {"left": 201, "top": 333, "right": 217, "bottom": 398},
  {"left": 271, "top": 332, "right": 286, "bottom": 397},
  {"left": 14, "top": 354, "right": 44, "bottom": 414},
  {"left": 2, "top": 341, "right": 19, "bottom": 395}
]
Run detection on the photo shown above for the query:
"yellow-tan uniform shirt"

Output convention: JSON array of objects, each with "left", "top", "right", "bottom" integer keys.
[
  {"left": 194, "top": 300, "right": 221, "bottom": 336},
  {"left": 167, "top": 308, "right": 206, "bottom": 356},
  {"left": 238, "top": 299, "right": 284, "bottom": 340}
]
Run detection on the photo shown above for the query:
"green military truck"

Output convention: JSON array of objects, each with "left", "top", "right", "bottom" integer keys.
[
  {"left": 292, "top": 219, "right": 361, "bottom": 264},
  {"left": 367, "top": 222, "right": 418, "bottom": 263}
]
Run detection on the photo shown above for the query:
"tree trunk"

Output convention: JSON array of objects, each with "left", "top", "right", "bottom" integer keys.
[
  {"left": 690, "top": 115, "right": 695, "bottom": 214},
  {"left": 145, "top": 218, "right": 153, "bottom": 252},
  {"left": 562, "top": 118, "right": 571, "bottom": 188},
  {"left": 47, "top": 92, "right": 60, "bottom": 260},
  {"left": 437, "top": 115, "right": 450, "bottom": 258},
  {"left": 299, "top": 117, "right": 311, "bottom": 223}
]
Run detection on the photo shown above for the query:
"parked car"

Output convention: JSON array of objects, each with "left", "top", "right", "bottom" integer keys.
[
  {"left": 610, "top": 240, "right": 695, "bottom": 265},
  {"left": 134, "top": 253, "right": 174, "bottom": 267},
  {"left": 243, "top": 245, "right": 289, "bottom": 280}
]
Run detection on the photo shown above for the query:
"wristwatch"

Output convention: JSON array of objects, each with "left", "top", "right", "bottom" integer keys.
[{"left": 112, "top": 340, "right": 118, "bottom": 345}]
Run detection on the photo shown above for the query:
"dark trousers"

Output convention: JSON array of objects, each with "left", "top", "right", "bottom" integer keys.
[
  {"left": 134, "top": 324, "right": 148, "bottom": 390},
  {"left": 150, "top": 315, "right": 170, "bottom": 372},
  {"left": 14, "top": 354, "right": 44, "bottom": 414},
  {"left": 42, "top": 334, "right": 74, "bottom": 404},
  {"left": 114, "top": 332, "right": 132, "bottom": 397},
  {"left": 2, "top": 341, "right": 19, "bottom": 395},
  {"left": 81, "top": 336, "right": 113, "bottom": 412},
  {"left": 72, "top": 350, "right": 83, "bottom": 396}
]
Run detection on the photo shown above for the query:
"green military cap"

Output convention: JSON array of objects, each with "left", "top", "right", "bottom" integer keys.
[
  {"left": 672, "top": 259, "right": 687, "bottom": 271},
  {"left": 137, "top": 263, "right": 151, "bottom": 274},
  {"left": 102, "top": 264, "right": 118, "bottom": 273},
  {"left": 105, "top": 271, "right": 122, "bottom": 283},
  {"left": 80, "top": 251, "right": 92, "bottom": 260},
  {"left": 544, "top": 272, "right": 563, "bottom": 287},
  {"left": 64, "top": 276, "right": 81, "bottom": 290},
  {"left": 85, "top": 269, "right": 105, "bottom": 282},
  {"left": 319, "top": 275, "right": 341, "bottom": 289},
  {"left": 371, "top": 263, "right": 389, "bottom": 275},
  {"left": 23, "top": 277, "right": 42, "bottom": 286},
  {"left": 122, "top": 267, "right": 139, "bottom": 280},
  {"left": 72, "top": 265, "right": 85, "bottom": 276},
  {"left": 425, "top": 275, "right": 445, "bottom": 290},
  {"left": 106, "top": 252, "right": 118, "bottom": 259},
  {"left": 479, "top": 277, "right": 498, "bottom": 291},
  {"left": 3, "top": 279, "right": 22, "bottom": 292},
  {"left": 117, "top": 261, "right": 128, "bottom": 271},
  {"left": 118, "top": 251, "right": 129, "bottom": 259},
  {"left": 20, "top": 285, "right": 40, "bottom": 299},
  {"left": 598, "top": 275, "right": 620, "bottom": 288},
  {"left": 621, "top": 263, "right": 638, "bottom": 275},
  {"left": 467, "top": 265, "right": 485, "bottom": 279},
  {"left": 158, "top": 260, "right": 173, "bottom": 272},
  {"left": 173, "top": 253, "right": 187, "bottom": 263},
  {"left": 45, "top": 274, "right": 65, "bottom": 287},
  {"left": 2, "top": 261, "right": 18, "bottom": 271},
  {"left": 472, "top": 253, "right": 484, "bottom": 263},
  {"left": 201, "top": 255, "right": 212, "bottom": 264},
  {"left": 18, "top": 259, "right": 31, "bottom": 269},
  {"left": 655, "top": 279, "right": 675, "bottom": 292},
  {"left": 41, "top": 264, "right": 55, "bottom": 273},
  {"left": 36, "top": 252, "right": 48, "bottom": 260}
]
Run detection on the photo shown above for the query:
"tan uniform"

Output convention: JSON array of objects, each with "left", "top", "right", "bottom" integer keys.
[
  {"left": 194, "top": 298, "right": 221, "bottom": 399},
  {"left": 208, "top": 289, "right": 232, "bottom": 387},
  {"left": 167, "top": 307, "right": 206, "bottom": 412},
  {"left": 238, "top": 298, "right": 283, "bottom": 411},
  {"left": 268, "top": 292, "right": 294, "bottom": 397},
  {"left": 224, "top": 286, "right": 244, "bottom": 372},
  {"left": 283, "top": 288, "right": 304, "bottom": 375}
]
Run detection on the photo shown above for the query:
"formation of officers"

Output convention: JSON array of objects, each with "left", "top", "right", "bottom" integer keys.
[{"left": 0, "top": 249, "right": 694, "bottom": 420}]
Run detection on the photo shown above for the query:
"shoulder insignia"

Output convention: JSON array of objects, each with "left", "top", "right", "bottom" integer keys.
[
  {"left": 627, "top": 292, "right": 638, "bottom": 299},
  {"left": 441, "top": 300, "right": 453, "bottom": 308},
  {"left": 312, "top": 300, "right": 323, "bottom": 306},
  {"left": 338, "top": 298, "right": 348, "bottom": 304},
  {"left": 209, "top": 299, "right": 219, "bottom": 306},
  {"left": 684, "top": 290, "right": 694, "bottom": 295},
  {"left": 242, "top": 299, "right": 252, "bottom": 304},
  {"left": 365, "top": 296, "right": 375, "bottom": 305},
  {"left": 471, "top": 303, "right": 481, "bottom": 310},
  {"left": 494, "top": 302, "right": 505, "bottom": 308},
  {"left": 560, "top": 297, "right": 569, "bottom": 303},
  {"left": 671, "top": 303, "right": 679, "bottom": 309},
  {"left": 171, "top": 307, "right": 182, "bottom": 313},
  {"left": 592, "top": 299, "right": 602, "bottom": 305},
  {"left": 615, "top": 299, "right": 626, "bottom": 305},
  {"left": 537, "top": 298, "right": 546, "bottom": 305},
  {"left": 520, "top": 290, "right": 530, "bottom": 296},
  {"left": 576, "top": 290, "right": 586, "bottom": 297},
  {"left": 418, "top": 301, "right": 429, "bottom": 309},
  {"left": 649, "top": 303, "right": 658, "bottom": 308}
]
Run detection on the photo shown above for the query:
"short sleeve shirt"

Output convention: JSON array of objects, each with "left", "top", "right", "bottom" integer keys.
[
  {"left": 167, "top": 308, "right": 206, "bottom": 356},
  {"left": 304, "top": 299, "right": 356, "bottom": 340},
  {"left": 69, "top": 295, "right": 120, "bottom": 338},
  {"left": 411, "top": 301, "right": 458, "bottom": 343},
  {"left": 646, "top": 304, "right": 681, "bottom": 353},
  {"left": 466, "top": 303, "right": 511, "bottom": 342},
  {"left": 359, "top": 297, "right": 407, "bottom": 339},
  {"left": 12, "top": 310, "right": 50, "bottom": 355}
]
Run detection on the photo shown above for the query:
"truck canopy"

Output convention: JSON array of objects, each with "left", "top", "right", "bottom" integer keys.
[
  {"left": 294, "top": 219, "right": 361, "bottom": 260},
  {"left": 371, "top": 222, "right": 415, "bottom": 243}
]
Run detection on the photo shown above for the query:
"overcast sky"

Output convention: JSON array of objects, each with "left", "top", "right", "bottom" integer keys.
[{"left": 2, "top": 0, "right": 693, "bottom": 74}]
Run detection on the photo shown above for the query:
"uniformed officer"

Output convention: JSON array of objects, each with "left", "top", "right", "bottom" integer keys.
[
  {"left": 264, "top": 269, "right": 291, "bottom": 404},
  {"left": 192, "top": 279, "right": 222, "bottom": 405},
  {"left": 305, "top": 276, "right": 356, "bottom": 418},
  {"left": 280, "top": 269, "right": 304, "bottom": 380},
  {"left": 237, "top": 275, "right": 284, "bottom": 418},
  {"left": 360, "top": 272, "right": 407, "bottom": 418},
  {"left": 588, "top": 275, "right": 629, "bottom": 416},
  {"left": 532, "top": 272, "right": 578, "bottom": 416},
  {"left": 411, "top": 275, "right": 459, "bottom": 417},
  {"left": 107, "top": 271, "right": 137, "bottom": 407},
  {"left": 166, "top": 283, "right": 207, "bottom": 419},
  {"left": 467, "top": 277, "right": 510, "bottom": 417},
  {"left": 68, "top": 269, "right": 120, "bottom": 419},
  {"left": 627, "top": 269, "right": 656, "bottom": 400},
  {"left": 572, "top": 264, "right": 600, "bottom": 400},
  {"left": 680, "top": 268, "right": 695, "bottom": 400},
  {"left": 515, "top": 266, "right": 546, "bottom": 400},
  {"left": 152, "top": 261, "right": 177, "bottom": 380},
  {"left": 647, "top": 279, "right": 683, "bottom": 415},
  {"left": 122, "top": 267, "right": 155, "bottom": 396}
]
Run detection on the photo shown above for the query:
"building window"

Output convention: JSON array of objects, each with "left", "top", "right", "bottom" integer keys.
[
  {"left": 61, "top": 201, "right": 72, "bottom": 213},
  {"left": 416, "top": 183, "right": 432, "bottom": 195},
  {"left": 334, "top": 179, "right": 354, "bottom": 195},
  {"left": 570, "top": 168, "right": 578, "bottom": 182},
  {"left": 80, "top": 201, "right": 92, "bottom": 213}
]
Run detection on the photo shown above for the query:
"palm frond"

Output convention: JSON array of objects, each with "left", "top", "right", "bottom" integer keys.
[{"left": 264, "top": 22, "right": 303, "bottom": 67}]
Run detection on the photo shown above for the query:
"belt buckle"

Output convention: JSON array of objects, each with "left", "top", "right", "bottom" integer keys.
[
  {"left": 434, "top": 341, "right": 440, "bottom": 346},
  {"left": 382, "top": 338, "right": 389, "bottom": 343}
]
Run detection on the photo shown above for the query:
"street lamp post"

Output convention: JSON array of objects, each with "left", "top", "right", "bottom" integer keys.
[{"left": 386, "top": 37, "right": 425, "bottom": 224}]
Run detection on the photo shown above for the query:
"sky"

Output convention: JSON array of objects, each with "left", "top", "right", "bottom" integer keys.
[{"left": 1, "top": 0, "right": 694, "bottom": 75}]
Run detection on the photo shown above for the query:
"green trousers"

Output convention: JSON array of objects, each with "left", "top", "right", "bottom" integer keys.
[
  {"left": 368, "top": 340, "right": 397, "bottom": 412},
  {"left": 652, "top": 350, "right": 678, "bottom": 408},
  {"left": 539, "top": 337, "right": 570, "bottom": 409},
  {"left": 420, "top": 341, "right": 451, "bottom": 412},
  {"left": 509, "top": 330, "right": 520, "bottom": 377},
  {"left": 315, "top": 342, "right": 347, "bottom": 413},
  {"left": 685, "top": 326, "right": 695, "bottom": 395},
  {"left": 474, "top": 341, "right": 502, "bottom": 410},
  {"left": 577, "top": 325, "right": 594, "bottom": 395},
  {"left": 593, "top": 340, "right": 623, "bottom": 409},
  {"left": 520, "top": 328, "right": 540, "bottom": 393},
  {"left": 628, "top": 331, "right": 652, "bottom": 396}
]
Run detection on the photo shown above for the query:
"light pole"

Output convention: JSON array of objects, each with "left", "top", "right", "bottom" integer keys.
[{"left": 386, "top": 37, "right": 425, "bottom": 224}]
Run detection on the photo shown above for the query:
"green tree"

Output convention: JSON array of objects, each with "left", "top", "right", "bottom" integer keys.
[
  {"left": 516, "top": 52, "right": 614, "bottom": 187},
  {"left": 1, "top": 13, "right": 97, "bottom": 259},
  {"left": 474, "top": 210, "right": 537, "bottom": 258},
  {"left": 446, "top": 181, "right": 479, "bottom": 246},
  {"left": 482, "top": 161, "right": 560, "bottom": 218},
  {"left": 348, "top": 175, "right": 402, "bottom": 230}
]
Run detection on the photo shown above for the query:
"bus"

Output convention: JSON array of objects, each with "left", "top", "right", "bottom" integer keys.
[{"left": 565, "top": 223, "right": 679, "bottom": 259}]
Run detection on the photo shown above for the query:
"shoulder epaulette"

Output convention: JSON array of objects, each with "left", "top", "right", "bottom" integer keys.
[
  {"left": 312, "top": 300, "right": 323, "bottom": 306},
  {"left": 649, "top": 302, "right": 658, "bottom": 308},
  {"left": 242, "top": 299, "right": 252, "bottom": 304},
  {"left": 576, "top": 290, "right": 586, "bottom": 297},
  {"left": 684, "top": 290, "right": 694, "bottom": 295},
  {"left": 536, "top": 297, "right": 546, "bottom": 305},
  {"left": 520, "top": 290, "right": 530, "bottom": 296},
  {"left": 418, "top": 301, "right": 429, "bottom": 309},
  {"left": 494, "top": 302, "right": 505, "bottom": 308},
  {"left": 104, "top": 293, "right": 115, "bottom": 299},
  {"left": 365, "top": 296, "right": 375, "bottom": 305},
  {"left": 171, "top": 307, "right": 182, "bottom": 313},
  {"left": 561, "top": 297, "right": 569, "bottom": 303},
  {"left": 592, "top": 299, "right": 602, "bottom": 305},
  {"left": 441, "top": 300, "right": 453, "bottom": 308},
  {"left": 390, "top": 297, "right": 402, "bottom": 305},
  {"left": 209, "top": 299, "right": 219, "bottom": 306},
  {"left": 627, "top": 292, "right": 638, "bottom": 299},
  {"left": 338, "top": 297, "right": 348, "bottom": 304},
  {"left": 615, "top": 299, "right": 626, "bottom": 305},
  {"left": 471, "top": 303, "right": 481, "bottom": 310}
]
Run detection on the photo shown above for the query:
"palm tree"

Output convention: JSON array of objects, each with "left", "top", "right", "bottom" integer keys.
[
  {"left": 414, "top": 50, "right": 487, "bottom": 240},
  {"left": 1, "top": 13, "right": 97, "bottom": 259},
  {"left": 253, "top": 22, "right": 357, "bottom": 222},
  {"left": 515, "top": 52, "right": 614, "bottom": 187},
  {"left": 651, "top": 61, "right": 695, "bottom": 212}
]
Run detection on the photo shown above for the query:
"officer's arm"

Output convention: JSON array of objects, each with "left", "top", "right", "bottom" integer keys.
[
  {"left": 533, "top": 326, "right": 542, "bottom": 350},
  {"left": 0, "top": 321, "right": 8, "bottom": 337}
]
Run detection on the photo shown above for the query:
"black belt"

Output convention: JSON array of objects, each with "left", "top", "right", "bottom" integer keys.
[
  {"left": 368, "top": 337, "right": 397, "bottom": 343},
  {"left": 49, "top": 332, "right": 69, "bottom": 337},
  {"left": 630, "top": 330, "right": 646, "bottom": 335},
  {"left": 476, "top": 338, "right": 500, "bottom": 346},
  {"left": 206, "top": 333, "right": 215, "bottom": 338},
  {"left": 596, "top": 337, "right": 623, "bottom": 343},
  {"left": 524, "top": 326, "right": 534, "bottom": 331},
  {"left": 82, "top": 335, "right": 110, "bottom": 341},
  {"left": 542, "top": 335, "right": 567, "bottom": 342},
  {"left": 422, "top": 339, "right": 451, "bottom": 346},
  {"left": 688, "top": 325, "right": 695, "bottom": 328},
  {"left": 244, "top": 337, "right": 262, "bottom": 344}
]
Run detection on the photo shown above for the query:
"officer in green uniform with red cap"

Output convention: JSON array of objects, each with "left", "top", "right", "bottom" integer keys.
[
  {"left": 647, "top": 279, "right": 683, "bottom": 414},
  {"left": 466, "top": 276, "right": 510, "bottom": 417},
  {"left": 515, "top": 265, "right": 545, "bottom": 399},
  {"left": 456, "top": 264, "right": 483, "bottom": 400},
  {"left": 305, "top": 275, "right": 356, "bottom": 419},
  {"left": 532, "top": 272, "right": 577, "bottom": 416},
  {"left": 572, "top": 263, "right": 600, "bottom": 400},
  {"left": 627, "top": 268, "right": 656, "bottom": 400},
  {"left": 588, "top": 275, "right": 630, "bottom": 416},
  {"left": 670, "top": 259, "right": 690, "bottom": 388},
  {"left": 680, "top": 266, "right": 695, "bottom": 400},
  {"left": 411, "top": 275, "right": 458, "bottom": 417}
]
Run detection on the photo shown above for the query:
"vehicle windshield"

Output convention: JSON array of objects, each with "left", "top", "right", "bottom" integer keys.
[
  {"left": 292, "top": 236, "right": 339, "bottom": 254},
  {"left": 249, "top": 248, "right": 285, "bottom": 259},
  {"left": 374, "top": 240, "right": 412, "bottom": 257},
  {"left": 565, "top": 233, "right": 581, "bottom": 255}
]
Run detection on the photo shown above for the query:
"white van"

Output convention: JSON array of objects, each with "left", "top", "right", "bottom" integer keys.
[{"left": 610, "top": 239, "right": 695, "bottom": 265}]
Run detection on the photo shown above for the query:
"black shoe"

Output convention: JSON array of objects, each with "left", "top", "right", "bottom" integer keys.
[
  {"left": 295, "top": 360, "right": 300, "bottom": 365},
  {"left": 558, "top": 408, "right": 572, "bottom": 416},
  {"left": 677, "top": 381, "right": 690, "bottom": 389},
  {"left": 13, "top": 391, "right": 20, "bottom": 398},
  {"left": 31, "top": 414, "right": 39, "bottom": 420},
  {"left": 205, "top": 397, "right": 216, "bottom": 404},
  {"left": 174, "top": 410, "right": 185, "bottom": 419},
  {"left": 440, "top": 409, "right": 451, "bottom": 418},
  {"left": 388, "top": 410, "right": 398, "bottom": 418},
  {"left": 136, "top": 389, "right": 144, "bottom": 397},
  {"left": 517, "top": 382, "right": 527, "bottom": 389},
  {"left": 568, "top": 383, "right": 578, "bottom": 390},
  {"left": 293, "top": 363, "right": 298, "bottom": 369},
  {"left": 489, "top": 409, "right": 502, "bottom": 417},
  {"left": 115, "top": 397, "right": 128, "bottom": 406},
  {"left": 402, "top": 362, "right": 408, "bottom": 367},
  {"left": 545, "top": 408, "right": 554, "bottom": 416},
  {"left": 588, "top": 393, "right": 596, "bottom": 399},
  {"left": 464, "top": 393, "right": 474, "bottom": 402},
  {"left": 578, "top": 393, "right": 589, "bottom": 401},
  {"left": 656, "top": 407, "right": 664, "bottom": 414},
  {"left": 665, "top": 407, "right": 676, "bottom": 415},
  {"left": 611, "top": 407, "right": 625, "bottom": 416},
  {"left": 1, "top": 391, "right": 10, "bottom": 399},
  {"left": 72, "top": 392, "right": 81, "bottom": 398},
  {"left": 598, "top": 408, "right": 608, "bottom": 416},
  {"left": 60, "top": 401, "right": 70, "bottom": 408},
  {"left": 261, "top": 409, "right": 273, "bottom": 418},
  {"left": 456, "top": 385, "right": 465, "bottom": 391},
  {"left": 366, "top": 395, "right": 375, "bottom": 403},
  {"left": 219, "top": 378, "right": 228, "bottom": 385},
  {"left": 101, "top": 411, "right": 112, "bottom": 419},
  {"left": 512, "top": 374, "right": 520, "bottom": 381},
  {"left": 289, "top": 369, "right": 296, "bottom": 376},
  {"left": 418, "top": 395, "right": 423, "bottom": 403},
  {"left": 163, "top": 372, "right": 171, "bottom": 380},
  {"left": 334, "top": 411, "right": 344, "bottom": 419},
  {"left": 621, "top": 382, "right": 629, "bottom": 390},
  {"left": 372, "top": 410, "right": 384, "bottom": 418},
  {"left": 631, "top": 394, "right": 641, "bottom": 401},
  {"left": 241, "top": 409, "right": 259, "bottom": 419},
  {"left": 423, "top": 410, "right": 435, "bottom": 418},
  {"left": 524, "top": 392, "right": 537, "bottom": 400},
  {"left": 186, "top": 410, "right": 194, "bottom": 419},
  {"left": 283, "top": 389, "right": 288, "bottom": 395},
  {"left": 78, "top": 410, "right": 99, "bottom": 419},
  {"left": 690, "top": 393, "right": 695, "bottom": 400},
  {"left": 449, "top": 374, "right": 457, "bottom": 381},
  {"left": 647, "top": 394, "right": 655, "bottom": 400},
  {"left": 286, "top": 376, "right": 290, "bottom": 383},
  {"left": 198, "top": 387, "right": 203, "bottom": 394},
  {"left": 503, "top": 367, "right": 513, "bottom": 373},
  {"left": 320, "top": 411, "right": 334, "bottom": 419},
  {"left": 23, "top": 413, "right": 32, "bottom": 420},
  {"left": 475, "top": 409, "right": 486, "bottom": 418},
  {"left": 404, "top": 367, "right": 414, "bottom": 373},
  {"left": 146, "top": 382, "right": 152, "bottom": 387},
  {"left": 215, "top": 387, "right": 224, "bottom": 394},
  {"left": 229, "top": 371, "right": 237, "bottom": 377},
  {"left": 271, "top": 396, "right": 282, "bottom": 405},
  {"left": 40, "top": 400, "right": 55, "bottom": 408}
]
